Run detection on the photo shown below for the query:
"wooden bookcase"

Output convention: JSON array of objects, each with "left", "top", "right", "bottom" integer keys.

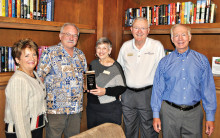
[
  {"left": 101, "top": 0, "right": 220, "bottom": 138},
  {"left": 0, "top": 0, "right": 99, "bottom": 137}
]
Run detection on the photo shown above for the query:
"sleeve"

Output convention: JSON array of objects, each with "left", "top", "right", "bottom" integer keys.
[
  {"left": 6, "top": 77, "right": 31, "bottom": 138},
  {"left": 105, "top": 62, "right": 127, "bottom": 97},
  {"left": 201, "top": 57, "right": 217, "bottom": 121},
  {"left": 37, "top": 49, "right": 52, "bottom": 80},
  {"left": 151, "top": 60, "right": 166, "bottom": 119}
]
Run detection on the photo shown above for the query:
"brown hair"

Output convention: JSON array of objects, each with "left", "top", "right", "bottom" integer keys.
[{"left": 12, "top": 38, "right": 38, "bottom": 66}]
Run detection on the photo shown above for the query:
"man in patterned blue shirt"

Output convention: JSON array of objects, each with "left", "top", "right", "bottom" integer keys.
[
  {"left": 37, "top": 23, "right": 87, "bottom": 138},
  {"left": 151, "top": 24, "right": 217, "bottom": 138}
]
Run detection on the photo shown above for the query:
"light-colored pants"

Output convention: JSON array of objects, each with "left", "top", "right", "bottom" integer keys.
[{"left": 46, "top": 113, "right": 82, "bottom": 138}]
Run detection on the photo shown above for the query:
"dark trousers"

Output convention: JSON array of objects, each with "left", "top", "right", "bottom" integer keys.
[
  {"left": 86, "top": 100, "right": 122, "bottom": 129},
  {"left": 5, "top": 127, "right": 43, "bottom": 138},
  {"left": 122, "top": 88, "right": 158, "bottom": 138},
  {"left": 161, "top": 101, "right": 203, "bottom": 138}
]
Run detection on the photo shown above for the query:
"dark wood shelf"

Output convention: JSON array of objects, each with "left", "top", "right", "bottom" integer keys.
[
  {"left": 0, "top": 16, "right": 96, "bottom": 34},
  {"left": 123, "top": 23, "right": 220, "bottom": 35},
  {"left": 0, "top": 72, "right": 14, "bottom": 87}
]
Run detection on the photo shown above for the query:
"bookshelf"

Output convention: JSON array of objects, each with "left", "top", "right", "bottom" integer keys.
[
  {"left": 0, "top": 17, "right": 96, "bottom": 33},
  {"left": 0, "top": 0, "right": 99, "bottom": 137},
  {"left": 100, "top": 0, "right": 220, "bottom": 138}
]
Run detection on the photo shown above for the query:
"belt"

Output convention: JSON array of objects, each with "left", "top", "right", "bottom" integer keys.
[
  {"left": 165, "top": 100, "right": 200, "bottom": 111},
  {"left": 5, "top": 114, "right": 44, "bottom": 133},
  {"left": 127, "top": 85, "right": 153, "bottom": 92}
]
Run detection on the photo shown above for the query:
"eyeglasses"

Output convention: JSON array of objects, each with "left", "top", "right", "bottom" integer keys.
[
  {"left": 61, "top": 33, "right": 78, "bottom": 38},
  {"left": 133, "top": 27, "right": 148, "bottom": 31}
]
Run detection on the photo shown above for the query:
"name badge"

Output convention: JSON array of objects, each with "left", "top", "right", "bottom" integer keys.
[
  {"left": 103, "top": 70, "right": 110, "bottom": 75},
  {"left": 127, "top": 53, "right": 133, "bottom": 56}
]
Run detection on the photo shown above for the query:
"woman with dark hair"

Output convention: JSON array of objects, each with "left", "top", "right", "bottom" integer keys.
[
  {"left": 4, "top": 38, "right": 46, "bottom": 138},
  {"left": 86, "top": 37, "right": 126, "bottom": 129}
]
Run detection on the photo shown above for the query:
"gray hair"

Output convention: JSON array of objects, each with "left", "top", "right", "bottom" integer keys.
[
  {"left": 132, "top": 17, "right": 150, "bottom": 28},
  {"left": 171, "top": 24, "right": 191, "bottom": 38},
  {"left": 96, "top": 37, "right": 112, "bottom": 49},
  {"left": 60, "top": 23, "right": 80, "bottom": 36}
]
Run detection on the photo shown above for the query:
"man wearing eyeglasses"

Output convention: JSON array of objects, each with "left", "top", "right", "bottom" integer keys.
[
  {"left": 117, "top": 17, "right": 165, "bottom": 138},
  {"left": 37, "top": 23, "right": 87, "bottom": 138}
]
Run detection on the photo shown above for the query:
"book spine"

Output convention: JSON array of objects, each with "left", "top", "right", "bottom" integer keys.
[
  {"left": 17, "top": 0, "right": 21, "bottom": 18},
  {"left": 172, "top": 3, "right": 176, "bottom": 24},
  {"left": 176, "top": 2, "right": 181, "bottom": 24},
  {"left": 8, "top": 47, "right": 11, "bottom": 72},
  {"left": 200, "top": 0, "right": 206, "bottom": 23},
  {"left": 196, "top": 0, "right": 201, "bottom": 24},
  {"left": 30, "top": 0, "right": 33, "bottom": 19},
  {"left": 5, "top": 0, "right": 8, "bottom": 17},
  {"left": 12, "top": 0, "right": 15, "bottom": 17},
  {"left": 46, "top": 0, "right": 51, "bottom": 21},
  {"left": 0, "top": 0, "right": 2, "bottom": 16},
  {"left": 4, "top": 46, "right": 8, "bottom": 72},
  {"left": 20, "top": 0, "right": 24, "bottom": 18},
  {"left": 2, "top": 0, "right": 5, "bottom": 17},
  {"left": 8, "top": 0, "right": 12, "bottom": 17},
  {"left": 1, "top": 47, "right": 5, "bottom": 72},
  {"left": 209, "top": 3, "right": 216, "bottom": 23},
  {"left": 205, "top": 0, "right": 211, "bottom": 23},
  {"left": 51, "top": 0, "right": 54, "bottom": 21},
  {"left": 181, "top": 2, "right": 185, "bottom": 24}
]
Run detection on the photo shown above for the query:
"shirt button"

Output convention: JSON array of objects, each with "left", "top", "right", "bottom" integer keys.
[
  {"left": 183, "top": 78, "right": 185, "bottom": 80},
  {"left": 182, "top": 60, "right": 184, "bottom": 61},
  {"left": 183, "top": 87, "right": 186, "bottom": 90},
  {"left": 182, "top": 68, "right": 185, "bottom": 70},
  {"left": 184, "top": 97, "right": 186, "bottom": 99}
]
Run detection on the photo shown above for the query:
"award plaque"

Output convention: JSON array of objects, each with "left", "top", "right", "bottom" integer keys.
[{"left": 84, "top": 71, "right": 96, "bottom": 90}]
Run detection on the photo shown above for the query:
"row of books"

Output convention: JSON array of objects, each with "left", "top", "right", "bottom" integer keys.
[
  {"left": 0, "top": 45, "right": 49, "bottom": 72},
  {"left": 0, "top": 0, "right": 55, "bottom": 21},
  {"left": 125, "top": 0, "right": 217, "bottom": 26}
]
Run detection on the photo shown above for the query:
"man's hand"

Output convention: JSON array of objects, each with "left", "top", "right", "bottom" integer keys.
[
  {"left": 206, "top": 121, "right": 214, "bottom": 137},
  {"left": 153, "top": 118, "right": 161, "bottom": 133}
]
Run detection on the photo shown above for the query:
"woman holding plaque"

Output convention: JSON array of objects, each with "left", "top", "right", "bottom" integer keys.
[
  {"left": 4, "top": 39, "right": 46, "bottom": 138},
  {"left": 86, "top": 37, "right": 126, "bottom": 129}
]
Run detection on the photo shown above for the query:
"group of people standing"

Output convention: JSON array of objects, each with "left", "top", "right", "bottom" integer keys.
[{"left": 4, "top": 17, "right": 217, "bottom": 138}]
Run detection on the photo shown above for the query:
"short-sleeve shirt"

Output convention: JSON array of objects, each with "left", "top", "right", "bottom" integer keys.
[{"left": 37, "top": 43, "right": 87, "bottom": 114}]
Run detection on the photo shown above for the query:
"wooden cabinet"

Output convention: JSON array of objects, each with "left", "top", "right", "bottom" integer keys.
[
  {"left": 0, "top": 0, "right": 99, "bottom": 137},
  {"left": 100, "top": 0, "right": 220, "bottom": 138}
]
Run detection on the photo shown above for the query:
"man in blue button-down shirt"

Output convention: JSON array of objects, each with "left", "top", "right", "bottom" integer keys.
[{"left": 151, "top": 24, "right": 217, "bottom": 138}]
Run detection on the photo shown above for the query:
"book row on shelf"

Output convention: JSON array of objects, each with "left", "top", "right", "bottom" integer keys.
[
  {"left": 125, "top": 0, "right": 217, "bottom": 26},
  {"left": 0, "top": 0, "right": 55, "bottom": 21},
  {"left": 0, "top": 46, "right": 49, "bottom": 73}
]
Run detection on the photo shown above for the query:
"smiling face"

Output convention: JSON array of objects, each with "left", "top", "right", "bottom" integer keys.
[
  {"left": 171, "top": 25, "right": 191, "bottom": 53},
  {"left": 59, "top": 25, "right": 79, "bottom": 50},
  {"left": 96, "top": 43, "right": 112, "bottom": 61},
  {"left": 15, "top": 48, "right": 38, "bottom": 72},
  {"left": 131, "top": 19, "right": 150, "bottom": 43}
]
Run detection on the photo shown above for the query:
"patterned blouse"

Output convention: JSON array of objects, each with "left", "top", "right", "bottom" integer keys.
[{"left": 37, "top": 43, "right": 87, "bottom": 114}]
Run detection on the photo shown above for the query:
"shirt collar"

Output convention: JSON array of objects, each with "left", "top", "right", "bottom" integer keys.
[
  {"left": 132, "top": 38, "right": 148, "bottom": 51},
  {"left": 174, "top": 47, "right": 191, "bottom": 57}
]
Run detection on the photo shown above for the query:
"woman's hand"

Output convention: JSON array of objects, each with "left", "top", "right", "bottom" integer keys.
[{"left": 89, "top": 85, "right": 106, "bottom": 96}]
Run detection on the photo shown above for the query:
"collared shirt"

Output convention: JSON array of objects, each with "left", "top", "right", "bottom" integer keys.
[
  {"left": 37, "top": 43, "right": 87, "bottom": 114},
  {"left": 117, "top": 38, "right": 165, "bottom": 88},
  {"left": 151, "top": 48, "right": 217, "bottom": 121}
]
